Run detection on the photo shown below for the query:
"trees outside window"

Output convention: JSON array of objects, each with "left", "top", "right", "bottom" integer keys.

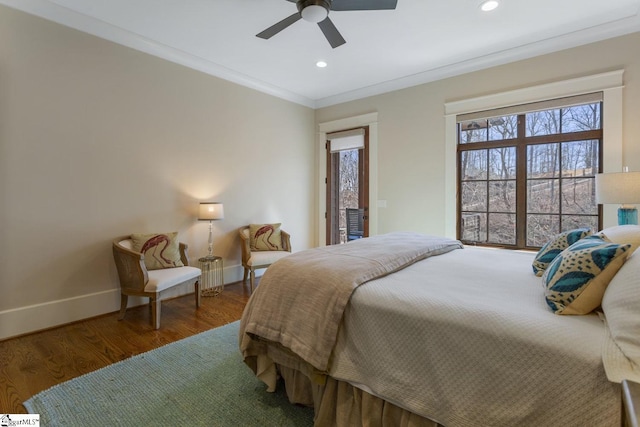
[
  {"left": 457, "top": 98, "right": 602, "bottom": 249},
  {"left": 338, "top": 149, "right": 360, "bottom": 236}
]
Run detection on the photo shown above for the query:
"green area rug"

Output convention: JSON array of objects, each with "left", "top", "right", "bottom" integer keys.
[{"left": 24, "top": 321, "right": 314, "bottom": 426}]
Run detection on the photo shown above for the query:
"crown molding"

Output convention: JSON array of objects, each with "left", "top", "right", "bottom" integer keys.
[
  {"left": 2, "top": 0, "right": 639, "bottom": 110},
  {"left": 314, "top": 12, "right": 640, "bottom": 108},
  {"left": 0, "top": 0, "right": 317, "bottom": 108}
]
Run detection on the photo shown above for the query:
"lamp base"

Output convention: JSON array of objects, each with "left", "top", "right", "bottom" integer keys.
[{"left": 618, "top": 207, "right": 638, "bottom": 225}]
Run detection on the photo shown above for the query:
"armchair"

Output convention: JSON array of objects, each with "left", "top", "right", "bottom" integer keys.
[
  {"left": 239, "top": 226, "right": 291, "bottom": 293},
  {"left": 112, "top": 235, "right": 201, "bottom": 329}
]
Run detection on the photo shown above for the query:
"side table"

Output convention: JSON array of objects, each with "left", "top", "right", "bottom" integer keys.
[{"left": 198, "top": 256, "right": 224, "bottom": 297}]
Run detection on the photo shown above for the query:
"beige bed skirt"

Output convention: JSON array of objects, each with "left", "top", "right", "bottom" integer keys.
[{"left": 277, "top": 364, "right": 441, "bottom": 427}]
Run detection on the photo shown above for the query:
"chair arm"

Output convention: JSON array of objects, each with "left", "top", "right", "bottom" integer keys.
[
  {"left": 179, "top": 242, "right": 191, "bottom": 266},
  {"left": 112, "top": 238, "right": 148, "bottom": 292},
  {"left": 239, "top": 227, "right": 251, "bottom": 265},
  {"left": 281, "top": 231, "right": 291, "bottom": 252}
]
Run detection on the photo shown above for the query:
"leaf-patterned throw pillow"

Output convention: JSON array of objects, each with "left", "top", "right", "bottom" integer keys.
[
  {"left": 131, "top": 232, "right": 184, "bottom": 270},
  {"left": 532, "top": 228, "right": 591, "bottom": 276},
  {"left": 543, "top": 235, "right": 630, "bottom": 315}
]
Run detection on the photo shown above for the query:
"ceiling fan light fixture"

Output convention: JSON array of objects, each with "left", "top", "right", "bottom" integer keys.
[
  {"left": 259, "top": 0, "right": 396, "bottom": 48},
  {"left": 479, "top": 0, "right": 499, "bottom": 12},
  {"left": 302, "top": 5, "right": 328, "bottom": 22},
  {"left": 298, "top": 0, "right": 330, "bottom": 23}
]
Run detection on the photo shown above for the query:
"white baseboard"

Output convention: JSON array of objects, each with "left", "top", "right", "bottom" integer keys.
[
  {"left": 0, "top": 289, "right": 122, "bottom": 341},
  {"left": 0, "top": 264, "right": 251, "bottom": 341}
]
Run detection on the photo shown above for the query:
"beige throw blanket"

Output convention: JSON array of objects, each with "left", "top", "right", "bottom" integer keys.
[{"left": 239, "top": 232, "right": 462, "bottom": 372}]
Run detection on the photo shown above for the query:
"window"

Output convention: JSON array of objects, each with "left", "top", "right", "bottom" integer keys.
[{"left": 457, "top": 94, "right": 603, "bottom": 249}]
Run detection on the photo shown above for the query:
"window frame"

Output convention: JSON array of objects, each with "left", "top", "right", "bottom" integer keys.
[
  {"left": 456, "top": 107, "right": 603, "bottom": 249},
  {"left": 444, "top": 70, "right": 625, "bottom": 241}
]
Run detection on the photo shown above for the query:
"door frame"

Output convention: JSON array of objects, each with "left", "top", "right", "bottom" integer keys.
[
  {"left": 317, "top": 112, "right": 378, "bottom": 246},
  {"left": 325, "top": 127, "right": 370, "bottom": 245}
]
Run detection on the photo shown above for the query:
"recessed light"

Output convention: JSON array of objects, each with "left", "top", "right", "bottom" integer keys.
[
  {"left": 479, "top": 0, "right": 499, "bottom": 12},
  {"left": 316, "top": 61, "right": 328, "bottom": 68}
]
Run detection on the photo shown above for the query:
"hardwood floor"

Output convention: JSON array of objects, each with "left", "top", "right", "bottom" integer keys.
[{"left": 0, "top": 281, "right": 252, "bottom": 414}]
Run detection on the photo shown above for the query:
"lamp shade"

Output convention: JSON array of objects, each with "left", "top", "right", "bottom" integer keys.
[
  {"left": 199, "top": 202, "right": 224, "bottom": 220},
  {"left": 595, "top": 172, "right": 640, "bottom": 205}
]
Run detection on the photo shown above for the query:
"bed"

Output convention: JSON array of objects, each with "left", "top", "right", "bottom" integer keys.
[{"left": 239, "top": 229, "right": 640, "bottom": 426}]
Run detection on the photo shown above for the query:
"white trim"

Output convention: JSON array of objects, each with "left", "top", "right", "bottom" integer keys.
[
  {"left": 444, "top": 114, "right": 458, "bottom": 239},
  {"left": 318, "top": 113, "right": 379, "bottom": 133},
  {"left": 0, "top": 0, "right": 315, "bottom": 108},
  {"left": 601, "top": 86, "right": 625, "bottom": 227},
  {"left": 3, "top": 0, "right": 637, "bottom": 109},
  {"left": 0, "top": 264, "right": 241, "bottom": 340},
  {"left": 0, "top": 289, "right": 121, "bottom": 340},
  {"left": 456, "top": 92, "right": 604, "bottom": 122},
  {"left": 314, "top": 19, "right": 639, "bottom": 108},
  {"left": 318, "top": 113, "right": 379, "bottom": 246},
  {"left": 445, "top": 70, "right": 624, "bottom": 116},
  {"left": 444, "top": 70, "right": 625, "bottom": 237},
  {"left": 327, "top": 128, "right": 366, "bottom": 139}
]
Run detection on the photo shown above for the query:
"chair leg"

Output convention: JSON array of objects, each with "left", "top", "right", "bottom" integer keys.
[
  {"left": 195, "top": 280, "right": 201, "bottom": 308},
  {"left": 250, "top": 269, "right": 255, "bottom": 293},
  {"left": 118, "top": 294, "right": 128, "bottom": 320},
  {"left": 243, "top": 267, "right": 249, "bottom": 284},
  {"left": 151, "top": 296, "right": 161, "bottom": 329}
]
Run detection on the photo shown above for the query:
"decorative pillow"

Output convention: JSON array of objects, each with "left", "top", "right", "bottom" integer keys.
[
  {"left": 249, "top": 223, "right": 284, "bottom": 251},
  {"left": 131, "top": 232, "right": 184, "bottom": 270},
  {"left": 543, "top": 235, "right": 631, "bottom": 315},
  {"left": 597, "top": 225, "right": 640, "bottom": 257},
  {"left": 532, "top": 228, "right": 592, "bottom": 276}
]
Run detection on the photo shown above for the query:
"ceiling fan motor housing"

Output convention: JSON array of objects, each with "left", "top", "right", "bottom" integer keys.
[
  {"left": 297, "top": 0, "right": 331, "bottom": 23},
  {"left": 259, "top": 0, "right": 396, "bottom": 48}
]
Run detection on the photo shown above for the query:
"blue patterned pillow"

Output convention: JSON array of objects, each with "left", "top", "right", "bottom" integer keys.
[
  {"left": 532, "top": 228, "right": 592, "bottom": 276},
  {"left": 543, "top": 235, "right": 631, "bottom": 315}
]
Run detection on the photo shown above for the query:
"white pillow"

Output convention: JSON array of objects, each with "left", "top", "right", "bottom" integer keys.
[
  {"left": 602, "top": 251, "right": 640, "bottom": 364},
  {"left": 597, "top": 225, "right": 640, "bottom": 256}
]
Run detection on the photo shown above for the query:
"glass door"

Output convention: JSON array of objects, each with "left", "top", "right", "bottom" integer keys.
[{"left": 326, "top": 127, "right": 369, "bottom": 245}]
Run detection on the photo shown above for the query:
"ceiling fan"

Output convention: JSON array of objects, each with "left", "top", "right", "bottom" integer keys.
[{"left": 256, "top": 0, "right": 398, "bottom": 49}]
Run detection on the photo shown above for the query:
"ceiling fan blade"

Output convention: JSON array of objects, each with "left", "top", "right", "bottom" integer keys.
[
  {"left": 330, "top": 0, "right": 397, "bottom": 11},
  {"left": 317, "top": 17, "right": 346, "bottom": 48},
  {"left": 256, "top": 12, "right": 301, "bottom": 39}
]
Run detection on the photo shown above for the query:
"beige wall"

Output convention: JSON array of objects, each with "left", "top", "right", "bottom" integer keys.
[
  {"left": 0, "top": 6, "right": 315, "bottom": 338},
  {"left": 2, "top": 3, "right": 639, "bottom": 339},
  {"left": 316, "top": 32, "right": 640, "bottom": 237}
]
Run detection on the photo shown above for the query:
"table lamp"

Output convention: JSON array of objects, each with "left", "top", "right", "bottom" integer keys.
[
  {"left": 198, "top": 202, "right": 224, "bottom": 258},
  {"left": 595, "top": 168, "right": 640, "bottom": 225}
]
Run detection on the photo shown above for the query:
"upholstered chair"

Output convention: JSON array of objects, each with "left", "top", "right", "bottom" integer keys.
[
  {"left": 112, "top": 235, "right": 201, "bottom": 329},
  {"left": 239, "top": 226, "right": 291, "bottom": 293}
]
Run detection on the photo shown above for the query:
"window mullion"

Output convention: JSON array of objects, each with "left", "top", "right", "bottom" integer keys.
[
  {"left": 558, "top": 142, "right": 563, "bottom": 231},
  {"left": 485, "top": 149, "right": 490, "bottom": 244},
  {"left": 516, "top": 115, "right": 527, "bottom": 248},
  {"left": 456, "top": 98, "right": 602, "bottom": 249}
]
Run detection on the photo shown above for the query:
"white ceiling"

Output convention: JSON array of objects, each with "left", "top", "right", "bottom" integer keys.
[{"left": 3, "top": 0, "right": 640, "bottom": 108}]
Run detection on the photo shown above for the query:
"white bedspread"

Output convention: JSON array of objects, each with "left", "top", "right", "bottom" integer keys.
[
  {"left": 240, "top": 233, "right": 462, "bottom": 372},
  {"left": 329, "top": 246, "right": 620, "bottom": 427}
]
